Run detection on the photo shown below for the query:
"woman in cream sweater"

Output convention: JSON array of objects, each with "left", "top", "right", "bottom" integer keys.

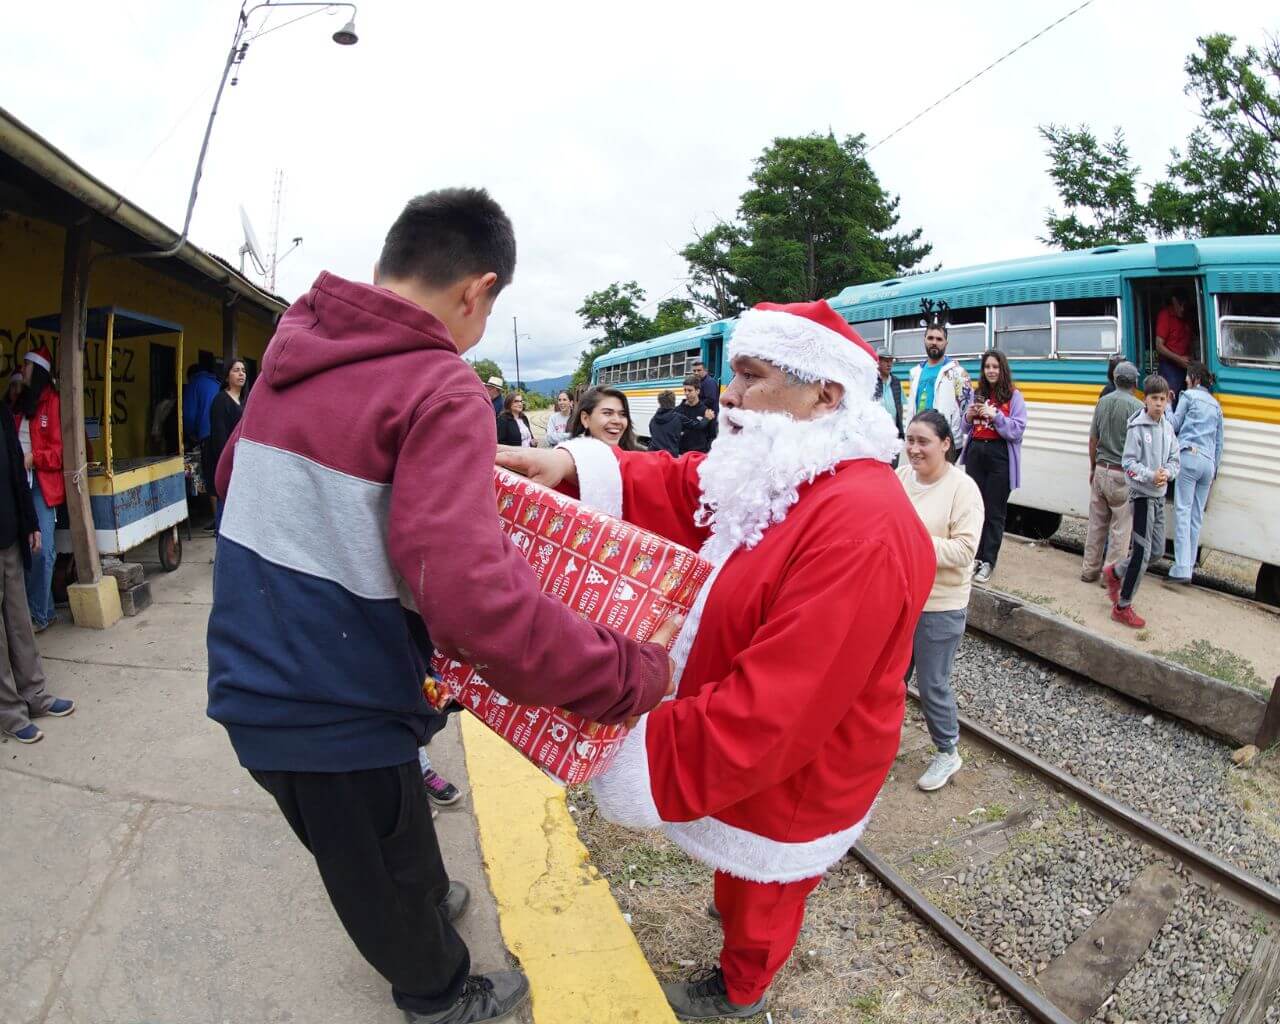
[{"left": 897, "top": 410, "right": 985, "bottom": 792}]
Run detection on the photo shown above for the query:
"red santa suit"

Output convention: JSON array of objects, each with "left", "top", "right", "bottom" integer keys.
[{"left": 562, "top": 301, "right": 936, "bottom": 1006}]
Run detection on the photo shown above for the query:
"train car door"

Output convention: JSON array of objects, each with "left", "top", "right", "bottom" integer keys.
[
  {"left": 1126, "top": 275, "right": 1207, "bottom": 381},
  {"left": 704, "top": 335, "right": 724, "bottom": 385}
]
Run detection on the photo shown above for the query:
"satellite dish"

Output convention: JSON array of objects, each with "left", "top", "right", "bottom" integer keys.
[{"left": 239, "top": 205, "right": 266, "bottom": 275}]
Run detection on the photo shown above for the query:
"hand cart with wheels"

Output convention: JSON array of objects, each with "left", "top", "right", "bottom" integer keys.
[{"left": 29, "top": 306, "right": 190, "bottom": 572}]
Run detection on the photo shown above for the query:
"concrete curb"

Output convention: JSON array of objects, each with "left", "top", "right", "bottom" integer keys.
[
  {"left": 968, "top": 586, "right": 1271, "bottom": 747},
  {"left": 460, "top": 715, "right": 677, "bottom": 1024}
]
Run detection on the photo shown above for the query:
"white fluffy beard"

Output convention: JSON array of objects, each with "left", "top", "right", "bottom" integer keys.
[{"left": 694, "top": 399, "right": 900, "bottom": 566}]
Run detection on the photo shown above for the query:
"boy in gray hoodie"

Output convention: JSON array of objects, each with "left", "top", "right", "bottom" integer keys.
[{"left": 1104, "top": 374, "right": 1180, "bottom": 627}]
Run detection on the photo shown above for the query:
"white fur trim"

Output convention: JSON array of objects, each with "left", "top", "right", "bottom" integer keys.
[
  {"left": 589, "top": 716, "right": 662, "bottom": 829},
  {"left": 24, "top": 350, "right": 51, "bottom": 373},
  {"left": 731, "top": 308, "right": 876, "bottom": 398},
  {"left": 663, "top": 810, "right": 871, "bottom": 884},
  {"left": 557, "top": 437, "right": 623, "bottom": 518}
]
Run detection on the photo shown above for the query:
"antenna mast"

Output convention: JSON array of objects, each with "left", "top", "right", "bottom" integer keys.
[{"left": 268, "top": 169, "right": 285, "bottom": 293}]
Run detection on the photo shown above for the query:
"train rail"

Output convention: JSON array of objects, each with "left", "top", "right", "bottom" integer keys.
[{"left": 846, "top": 679, "right": 1280, "bottom": 1024}]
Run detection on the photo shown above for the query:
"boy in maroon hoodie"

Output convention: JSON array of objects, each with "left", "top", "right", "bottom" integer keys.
[{"left": 207, "top": 189, "right": 675, "bottom": 1023}]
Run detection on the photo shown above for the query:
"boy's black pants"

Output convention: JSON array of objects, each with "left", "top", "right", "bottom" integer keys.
[{"left": 250, "top": 761, "right": 469, "bottom": 1014}]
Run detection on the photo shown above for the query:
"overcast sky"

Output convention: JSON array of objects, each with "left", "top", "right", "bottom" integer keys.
[{"left": 5, "top": 1, "right": 1276, "bottom": 380}]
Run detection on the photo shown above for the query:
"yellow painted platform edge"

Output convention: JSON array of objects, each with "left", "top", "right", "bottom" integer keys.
[{"left": 460, "top": 714, "right": 677, "bottom": 1024}]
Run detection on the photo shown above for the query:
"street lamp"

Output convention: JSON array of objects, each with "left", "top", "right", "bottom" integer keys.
[{"left": 125, "top": 1, "right": 360, "bottom": 263}]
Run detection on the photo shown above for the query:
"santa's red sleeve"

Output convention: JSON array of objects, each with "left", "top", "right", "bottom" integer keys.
[
  {"left": 558, "top": 438, "right": 710, "bottom": 551},
  {"left": 644, "top": 538, "right": 910, "bottom": 821}
]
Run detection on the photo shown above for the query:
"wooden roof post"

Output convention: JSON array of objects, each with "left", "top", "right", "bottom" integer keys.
[
  {"left": 222, "top": 292, "right": 239, "bottom": 368},
  {"left": 57, "top": 217, "right": 102, "bottom": 584}
]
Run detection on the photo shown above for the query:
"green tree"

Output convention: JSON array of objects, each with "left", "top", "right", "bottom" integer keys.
[
  {"left": 1039, "top": 125, "right": 1151, "bottom": 248},
  {"left": 681, "top": 133, "right": 931, "bottom": 311},
  {"left": 571, "top": 281, "right": 653, "bottom": 388},
  {"left": 681, "top": 222, "right": 749, "bottom": 319},
  {"left": 651, "top": 298, "right": 702, "bottom": 336},
  {"left": 468, "top": 357, "right": 505, "bottom": 385},
  {"left": 1040, "top": 33, "right": 1280, "bottom": 247},
  {"left": 1154, "top": 33, "right": 1280, "bottom": 236}
]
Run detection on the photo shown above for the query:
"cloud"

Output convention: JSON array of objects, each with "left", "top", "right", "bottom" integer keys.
[{"left": 4, "top": 0, "right": 1272, "bottom": 381}]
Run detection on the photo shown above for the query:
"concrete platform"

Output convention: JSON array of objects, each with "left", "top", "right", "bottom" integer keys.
[
  {"left": 973, "top": 535, "right": 1280, "bottom": 746},
  {"left": 988, "top": 535, "right": 1278, "bottom": 686},
  {"left": 0, "top": 536, "right": 519, "bottom": 1024}
]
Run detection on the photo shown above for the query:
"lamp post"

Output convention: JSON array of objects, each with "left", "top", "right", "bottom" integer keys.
[
  {"left": 58, "top": 1, "right": 360, "bottom": 608},
  {"left": 128, "top": 1, "right": 360, "bottom": 264}
]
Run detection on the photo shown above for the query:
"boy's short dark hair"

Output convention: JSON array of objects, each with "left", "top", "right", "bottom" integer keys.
[
  {"left": 657, "top": 390, "right": 676, "bottom": 409},
  {"left": 682, "top": 375, "right": 700, "bottom": 390},
  {"left": 378, "top": 188, "right": 516, "bottom": 292},
  {"left": 1143, "top": 373, "right": 1170, "bottom": 396}
]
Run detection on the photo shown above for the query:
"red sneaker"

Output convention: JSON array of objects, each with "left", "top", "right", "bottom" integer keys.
[
  {"left": 1103, "top": 564, "right": 1122, "bottom": 606},
  {"left": 1112, "top": 604, "right": 1146, "bottom": 629}
]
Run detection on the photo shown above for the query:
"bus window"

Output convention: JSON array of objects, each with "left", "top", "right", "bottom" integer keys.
[
  {"left": 890, "top": 315, "right": 926, "bottom": 359},
  {"left": 1217, "top": 293, "right": 1280, "bottom": 367},
  {"left": 942, "top": 307, "right": 987, "bottom": 357},
  {"left": 994, "top": 303, "right": 1052, "bottom": 357},
  {"left": 851, "top": 319, "right": 886, "bottom": 352},
  {"left": 1055, "top": 298, "right": 1120, "bottom": 356}
]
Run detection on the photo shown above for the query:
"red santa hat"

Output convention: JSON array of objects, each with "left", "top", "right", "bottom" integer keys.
[
  {"left": 728, "top": 300, "right": 877, "bottom": 399},
  {"left": 24, "top": 346, "right": 53, "bottom": 374}
]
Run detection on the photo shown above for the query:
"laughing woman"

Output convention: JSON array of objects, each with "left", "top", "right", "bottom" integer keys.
[
  {"left": 568, "top": 387, "right": 639, "bottom": 451},
  {"left": 898, "top": 410, "right": 984, "bottom": 793},
  {"left": 961, "top": 350, "right": 1025, "bottom": 583}
]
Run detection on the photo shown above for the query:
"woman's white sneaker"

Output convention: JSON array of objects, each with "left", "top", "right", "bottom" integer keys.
[{"left": 916, "top": 750, "right": 962, "bottom": 791}]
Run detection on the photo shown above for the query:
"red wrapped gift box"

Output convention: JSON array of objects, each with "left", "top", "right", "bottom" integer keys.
[{"left": 428, "top": 467, "right": 713, "bottom": 784}]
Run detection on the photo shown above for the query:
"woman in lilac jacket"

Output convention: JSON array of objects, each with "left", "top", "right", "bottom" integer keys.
[{"left": 961, "top": 350, "right": 1027, "bottom": 583}]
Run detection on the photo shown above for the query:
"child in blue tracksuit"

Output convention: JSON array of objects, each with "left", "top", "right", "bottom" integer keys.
[
  {"left": 1167, "top": 361, "right": 1224, "bottom": 584},
  {"left": 1106, "top": 374, "right": 1180, "bottom": 628}
]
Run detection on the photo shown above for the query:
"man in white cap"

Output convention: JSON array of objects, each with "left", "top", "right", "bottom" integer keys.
[
  {"left": 484, "top": 374, "right": 505, "bottom": 417},
  {"left": 498, "top": 300, "right": 935, "bottom": 1020}
]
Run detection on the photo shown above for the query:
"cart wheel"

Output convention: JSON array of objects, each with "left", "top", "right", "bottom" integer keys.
[{"left": 158, "top": 528, "right": 183, "bottom": 572}]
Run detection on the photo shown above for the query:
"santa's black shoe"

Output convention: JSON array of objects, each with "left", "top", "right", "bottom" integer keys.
[
  {"left": 662, "top": 966, "right": 766, "bottom": 1020},
  {"left": 706, "top": 902, "right": 721, "bottom": 922}
]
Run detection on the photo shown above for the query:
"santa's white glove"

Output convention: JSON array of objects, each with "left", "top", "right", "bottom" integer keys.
[{"left": 590, "top": 716, "right": 662, "bottom": 829}]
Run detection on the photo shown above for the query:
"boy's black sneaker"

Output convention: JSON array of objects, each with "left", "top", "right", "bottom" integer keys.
[
  {"left": 662, "top": 966, "right": 766, "bottom": 1020},
  {"left": 406, "top": 971, "right": 530, "bottom": 1023},
  {"left": 440, "top": 881, "right": 470, "bottom": 923}
]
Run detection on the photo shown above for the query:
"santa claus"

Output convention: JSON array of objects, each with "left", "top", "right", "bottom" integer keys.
[{"left": 498, "top": 300, "right": 935, "bottom": 1021}]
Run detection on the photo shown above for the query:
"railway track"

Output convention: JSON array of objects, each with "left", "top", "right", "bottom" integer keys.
[{"left": 848, "top": 683, "right": 1280, "bottom": 1024}]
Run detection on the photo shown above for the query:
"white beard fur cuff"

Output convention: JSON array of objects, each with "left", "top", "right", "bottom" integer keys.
[
  {"left": 589, "top": 715, "right": 662, "bottom": 829},
  {"left": 556, "top": 437, "right": 624, "bottom": 518}
]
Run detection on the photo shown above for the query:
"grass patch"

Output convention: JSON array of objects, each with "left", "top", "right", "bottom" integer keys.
[
  {"left": 912, "top": 845, "right": 959, "bottom": 871},
  {"left": 1135, "top": 630, "right": 1152, "bottom": 642},
  {"left": 1226, "top": 743, "right": 1280, "bottom": 842},
  {"left": 1004, "top": 587, "right": 1053, "bottom": 606},
  {"left": 1164, "top": 639, "right": 1267, "bottom": 692},
  {"left": 977, "top": 802, "right": 1010, "bottom": 823}
]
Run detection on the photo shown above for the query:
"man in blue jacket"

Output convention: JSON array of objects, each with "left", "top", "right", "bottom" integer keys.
[{"left": 183, "top": 360, "right": 221, "bottom": 443}]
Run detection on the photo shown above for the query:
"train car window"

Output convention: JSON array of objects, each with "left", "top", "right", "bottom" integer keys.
[
  {"left": 1217, "top": 293, "right": 1280, "bottom": 367},
  {"left": 994, "top": 303, "right": 1052, "bottom": 357},
  {"left": 851, "top": 319, "right": 887, "bottom": 352},
  {"left": 1055, "top": 298, "right": 1120, "bottom": 355}
]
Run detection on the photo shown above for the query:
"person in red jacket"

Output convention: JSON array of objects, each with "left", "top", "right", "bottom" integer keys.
[
  {"left": 17, "top": 347, "right": 63, "bottom": 633},
  {"left": 207, "top": 189, "right": 678, "bottom": 1024},
  {"left": 500, "top": 300, "right": 936, "bottom": 1021}
]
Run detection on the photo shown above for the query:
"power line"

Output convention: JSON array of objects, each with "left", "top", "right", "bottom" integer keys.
[{"left": 867, "top": 0, "right": 1097, "bottom": 153}]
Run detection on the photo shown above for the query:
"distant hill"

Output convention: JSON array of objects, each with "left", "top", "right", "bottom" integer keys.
[{"left": 520, "top": 373, "right": 573, "bottom": 396}]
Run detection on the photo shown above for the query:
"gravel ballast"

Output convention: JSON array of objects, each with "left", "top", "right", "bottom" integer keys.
[
  {"left": 1098, "top": 879, "right": 1261, "bottom": 1024},
  {"left": 950, "top": 632, "right": 1280, "bottom": 887}
]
